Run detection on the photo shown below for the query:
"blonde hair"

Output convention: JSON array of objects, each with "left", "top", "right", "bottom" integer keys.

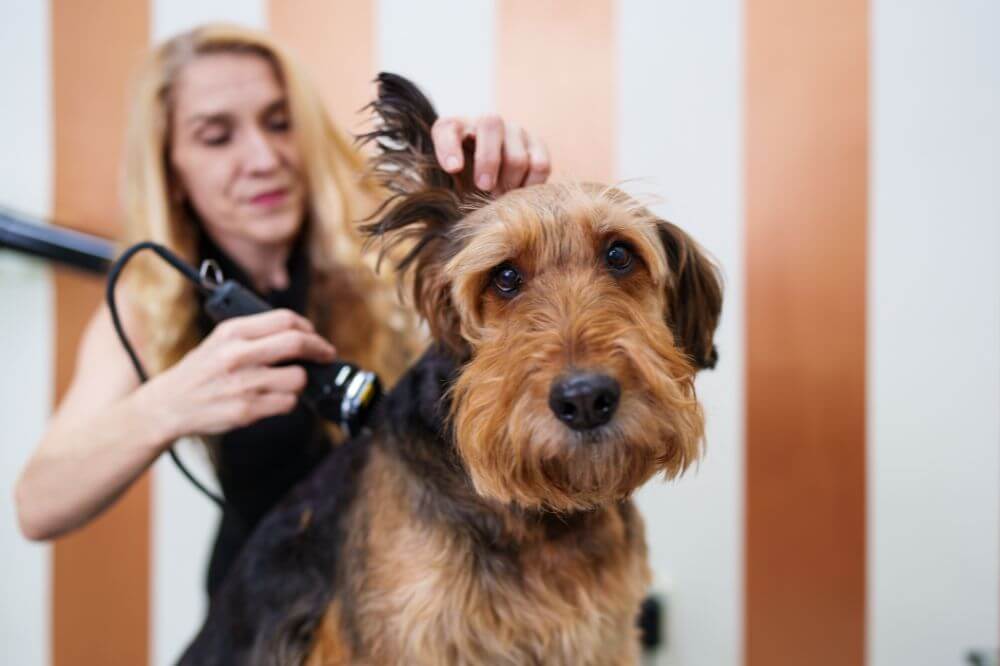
[{"left": 122, "top": 23, "right": 419, "bottom": 383}]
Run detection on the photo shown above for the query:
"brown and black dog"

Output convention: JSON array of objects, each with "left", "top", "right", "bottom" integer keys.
[{"left": 180, "top": 73, "right": 722, "bottom": 666}]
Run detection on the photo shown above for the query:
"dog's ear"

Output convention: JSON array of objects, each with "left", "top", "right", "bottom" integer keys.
[
  {"left": 359, "top": 73, "right": 486, "bottom": 355},
  {"left": 657, "top": 221, "right": 723, "bottom": 370},
  {"left": 358, "top": 73, "right": 480, "bottom": 198}
]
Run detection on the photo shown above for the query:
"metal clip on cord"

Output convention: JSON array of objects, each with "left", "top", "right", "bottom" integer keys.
[
  {"left": 106, "top": 242, "right": 383, "bottom": 509},
  {"left": 199, "top": 258, "right": 224, "bottom": 290}
]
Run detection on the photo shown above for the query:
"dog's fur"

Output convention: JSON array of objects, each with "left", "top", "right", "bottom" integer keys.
[{"left": 179, "top": 73, "right": 722, "bottom": 665}]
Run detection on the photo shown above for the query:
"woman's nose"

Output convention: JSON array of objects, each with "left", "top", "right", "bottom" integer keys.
[{"left": 241, "top": 128, "right": 281, "bottom": 173}]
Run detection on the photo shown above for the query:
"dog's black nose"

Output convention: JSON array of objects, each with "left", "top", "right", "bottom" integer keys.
[{"left": 549, "top": 372, "right": 620, "bottom": 431}]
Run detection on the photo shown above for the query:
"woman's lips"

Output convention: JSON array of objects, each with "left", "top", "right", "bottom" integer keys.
[{"left": 249, "top": 188, "right": 289, "bottom": 207}]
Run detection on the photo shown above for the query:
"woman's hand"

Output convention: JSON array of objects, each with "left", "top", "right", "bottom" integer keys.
[
  {"left": 15, "top": 301, "right": 334, "bottom": 541},
  {"left": 137, "top": 309, "right": 336, "bottom": 441},
  {"left": 431, "top": 115, "right": 551, "bottom": 194}
]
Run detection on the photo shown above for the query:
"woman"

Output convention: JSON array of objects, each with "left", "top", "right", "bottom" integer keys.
[{"left": 14, "top": 24, "right": 550, "bottom": 596}]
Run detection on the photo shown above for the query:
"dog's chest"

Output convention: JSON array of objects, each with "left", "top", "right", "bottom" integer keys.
[{"left": 338, "top": 452, "right": 651, "bottom": 665}]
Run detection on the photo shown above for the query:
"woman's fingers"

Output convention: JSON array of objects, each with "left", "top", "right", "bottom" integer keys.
[
  {"left": 209, "top": 310, "right": 335, "bottom": 371},
  {"left": 432, "top": 114, "right": 549, "bottom": 192},
  {"left": 472, "top": 114, "right": 504, "bottom": 192},
  {"left": 215, "top": 366, "right": 305, "bottom": 429},
  {"left": 212, "top": 309, "right": 315, "bottom": 342},
  {"left": 223, "top": 329, "right": 335, "bottom": 371},
  {"left": 229, "top": 391, "right": 299, "bottom": 428},
  {"left": 234, "top": 365, "right": 308, "bottom": 395},
  {"left": 497, "top": 123, "right": 530, "bottom": 193},
  {"left": 523, "top": 133, "right": 552, "bottom": 186},
  {"left": 431, "top": 116, "right": 467, "bottom": 174}
]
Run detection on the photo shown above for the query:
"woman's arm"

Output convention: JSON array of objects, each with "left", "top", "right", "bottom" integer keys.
[{"left": 15, "top": 302, "right": 336, "bottom": 541}]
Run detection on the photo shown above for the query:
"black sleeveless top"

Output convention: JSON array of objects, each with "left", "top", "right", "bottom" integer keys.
[{"left": 196, "top": 233, "right": 332, "bottom": 597}]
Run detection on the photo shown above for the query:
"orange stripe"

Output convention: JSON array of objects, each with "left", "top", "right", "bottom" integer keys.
[
  {"left": 51, "top": 1, "right": 150, "bottom": 664},
  {"left": 269, "top": 0, "right": 376, "bottom": 134},
  {"left": 496, "top": 1, "right": 615, "bottom": 183},
  {"left": 745, "top": 0, "right": 868, "bottom": 664}
]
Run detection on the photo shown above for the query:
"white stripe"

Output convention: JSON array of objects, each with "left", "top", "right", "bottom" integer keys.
[
  {"left": 152, "top": 0, "right": 266, "bottom": 42},
  {"left": 0, "top": 2, "right": 52, "bottom": 665},
  {"left": 151, "top": 439, "right": 221, "bottom": 666},
  {"left": 377, "top": 0, "right": 495, "bottom": 117},
  {"left": 869, "top": 1, "right": 1000, "bottom": 663},
  {"left": 149, "top": 4, "right": 265, "bottom": 663},
  {"left": 618, "top": 1, "right": 744, "bottom": 664}
]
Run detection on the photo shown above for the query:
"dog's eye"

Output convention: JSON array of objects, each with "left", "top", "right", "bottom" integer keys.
[
  {"left": 605, "top": 242, "right": 634, "bottom": 274},
  {"left": 491, "top": 263, "right": 523, "bottom": 297}
]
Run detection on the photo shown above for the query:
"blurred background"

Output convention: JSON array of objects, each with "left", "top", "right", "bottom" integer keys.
[{"left": 1, "top": 1, "right": 997, "bottom": 665}]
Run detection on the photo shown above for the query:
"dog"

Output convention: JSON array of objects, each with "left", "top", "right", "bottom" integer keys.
[{"left": 179, "top": 73, "right": 722, "bottom": 665}]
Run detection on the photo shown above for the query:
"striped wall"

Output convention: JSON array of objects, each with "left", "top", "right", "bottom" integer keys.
[
  {"left": 0, "top": 2, "right": 997, "bottom": 665},
  {"left": 746, "top": 1, "right": 868, "bottom": 663},
  {"left": 379, "top": 0, "right": 495, "bottom": 120},
  {"left": 869, "top": 1, "right": 1000, "bottom": 664},
  {"left": 620, "top": 2, "right": 744, "bottom": 665},
  {"left": 497, "top": 1, "right": 614, "bottom": 183},
  {"left": 50, "top": 3, "right": 151, "bottom": 664},
  {"left": 0, "top": 3, "right": 52, "bottom": 666},
  {"left": 269, "top": 0, "right": 376, "bottom": 133}
]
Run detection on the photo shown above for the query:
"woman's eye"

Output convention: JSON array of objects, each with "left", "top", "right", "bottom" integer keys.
[
  {"left": 198, "top": 124, "right": 231, "bottom": 147},
  {"left": 266, "top": 115, "right": 290, "bottom": 133},
  {"left": 605, "top": 242, "right": 634, "bottom": 273},
  {"left": 491, "top": 263, "right": 523, "bottom": 297},
  {"left": 201, "top": 132, "right": 230, "bottom": 146}
]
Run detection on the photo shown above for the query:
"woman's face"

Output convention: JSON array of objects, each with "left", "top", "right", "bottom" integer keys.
[{"left": 169, "top": 52, "right": 305, "bottom": 250}]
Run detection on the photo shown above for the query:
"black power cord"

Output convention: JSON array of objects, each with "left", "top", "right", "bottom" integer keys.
[
  {"left": 106, "top": 241, "right": 384, "bottom": 509},
  {"left": 106, "top": 242, "right": 227, "bottom": 509}
]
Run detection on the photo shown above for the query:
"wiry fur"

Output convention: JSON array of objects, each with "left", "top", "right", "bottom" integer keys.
[
  {"left": 358, "top": 73, "right": 491, "bottom": 354},
  {"left": 179, "top": 73, "right": 722, "bottom": 665},
  {"left": 439, "top": 186, "right": 714, "bottom": 513}
]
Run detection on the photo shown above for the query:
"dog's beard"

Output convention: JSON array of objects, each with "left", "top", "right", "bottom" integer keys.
[{"left": 450, "top": 321, "right": 705, "bottom": 513}]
